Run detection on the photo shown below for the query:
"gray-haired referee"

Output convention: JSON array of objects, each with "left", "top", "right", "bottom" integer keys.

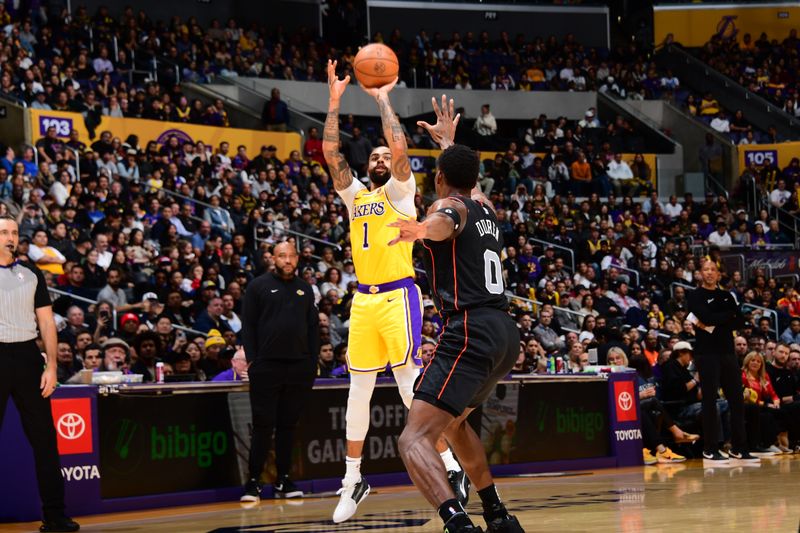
[{"left": 0, "top": 216, "right": 79, "bottom": 532}]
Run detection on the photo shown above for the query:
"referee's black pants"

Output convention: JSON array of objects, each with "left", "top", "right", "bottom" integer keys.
[
  {"left": 247, "top": 358, "right": 316, "bottom": 481},
  {"left": 695, "top": 351, "right": 746, "bottom": 454},
  {"left": 0, "top": 340, "right": 65, "bottom": 520}
]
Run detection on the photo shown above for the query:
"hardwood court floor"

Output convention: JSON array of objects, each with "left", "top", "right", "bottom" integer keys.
[{"left": 7, "top": 457, "right": 800, "bottom": 532}]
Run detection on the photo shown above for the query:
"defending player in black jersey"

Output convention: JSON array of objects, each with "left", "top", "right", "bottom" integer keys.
[{"left": 388, "top": 96, "right": 523, "bottom": 533}]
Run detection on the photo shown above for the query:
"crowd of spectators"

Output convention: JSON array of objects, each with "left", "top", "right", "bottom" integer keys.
[
  {"left": 664, "top": 29, "right": 800, "bottom": 145},
  {"left": 0, "top": 3, "right": 676, "bottom": 118},
  {"left": 694, "top": 30, "right": 800, "bottom": 119},
  {"left": 0, "top": 3, "right": 797, "bottom": 457}
]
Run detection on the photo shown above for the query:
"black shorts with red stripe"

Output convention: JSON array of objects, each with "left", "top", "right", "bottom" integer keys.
[{"left": 413, "top": 307, "right": 520, "bottom": 417}]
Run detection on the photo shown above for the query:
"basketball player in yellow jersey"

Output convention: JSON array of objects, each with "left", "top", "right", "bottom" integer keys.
[{"left": 323, "top": 60, "right": 467, "bottom": 523}]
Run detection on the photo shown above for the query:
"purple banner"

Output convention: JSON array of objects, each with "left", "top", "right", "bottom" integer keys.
[
  {"left": 0, "top": 386, "right": 100, "bottom": 522},
  {"left": 607, "top": 373, "right": 643, "bottom": 467},
  {"left": 38, "top": 115, "right": 73, "bottom": 137}
]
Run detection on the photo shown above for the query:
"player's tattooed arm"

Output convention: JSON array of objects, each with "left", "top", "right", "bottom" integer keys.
[
  {"left": 363, "top": 78, "right": 412, "bottom": 182},
  {"left": 417, "top": 94, "right": 460, "bottom": 150},
  {"left": 388, "top": 198, "right": 467, "bottom": 244},
  {"left": 323, "top": 59, "right": 354, "bottom": 191}
]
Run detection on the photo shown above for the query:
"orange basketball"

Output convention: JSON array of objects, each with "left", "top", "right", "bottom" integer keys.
[{"left": 353, "top": 43, "right": 399, "bottom": 89}]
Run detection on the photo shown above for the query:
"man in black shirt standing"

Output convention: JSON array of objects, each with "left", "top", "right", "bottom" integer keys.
[
  {"left": 239, "top": 242, "right": 319, "bottom": 503},
  {"left": 687, "top": 259, "right": 759, "bottom": 466},
  {"left": 0, "top": 215, "right": 79, "bottom": 532}
]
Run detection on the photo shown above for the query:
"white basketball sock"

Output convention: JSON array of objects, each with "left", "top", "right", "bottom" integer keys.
[
  {"left": 344, "top": 456, "right": 362, "bottom": 485},
  {"left": 440, "top": 448, "right": 461, "bottom": 472}
]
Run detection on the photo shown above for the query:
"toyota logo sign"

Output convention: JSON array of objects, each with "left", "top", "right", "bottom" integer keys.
[
  {"left": 57, "top": 413, "right": 86, "bottom": 440},
  {"left": 617, "top": 391, "right": 633, "bottom": 412}
]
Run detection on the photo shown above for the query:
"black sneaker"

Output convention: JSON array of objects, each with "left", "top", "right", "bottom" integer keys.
[
  {"left": 448, "top": 469, "right": 471, "bottom": 506},
  {"left": 273, "top": 475, "right": 303, "bottom": 498},
  {"left": 486, "top": 514, "right": 525, "bottom": 532},
  {"left": 39, "top": 516, "right": 80, "bottom": 532},
  {"left": 443, "top": 513, "right": 484, "bottom": 533},
  {"left": 240, "top": 478, "right": 261, "bottom": 502},
  {"left": 702, "top": 450, "right": 730, "bottom": 467},
  {"left": 728, "top": 451, "right": 761, "bottom": 466}
]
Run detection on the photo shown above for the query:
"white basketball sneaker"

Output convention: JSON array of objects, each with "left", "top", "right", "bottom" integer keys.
[{"left": 332, "top": 476, "right": 370, "bottom": 523}]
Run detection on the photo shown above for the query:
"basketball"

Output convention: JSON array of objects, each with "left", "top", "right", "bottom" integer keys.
[{"left": 353, "top": 43, "right": 399, "bottom": 88}]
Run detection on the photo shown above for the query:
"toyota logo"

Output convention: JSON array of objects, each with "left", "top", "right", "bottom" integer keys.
[
  {"left": 57, "top": 413, "right": 86, "bottom": 440},
  {"left": 617, "top": 391, "right": 633, "bottom": 412}
]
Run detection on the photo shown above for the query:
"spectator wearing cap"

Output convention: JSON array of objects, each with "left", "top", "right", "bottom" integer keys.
[
  {"left": 139, "top": 292, "right": 166, "bottom": 328},
  {"left": 201, "top": 329, "right": 228, "bottom": 378},
  {"left": 100, "top": 337, "right": 131, "bottom": 372},
  {"left": 193, "top": 296, "right": 231, "bottom": 334},
  {"left": 660, "top": 340, "right": 704, "bottom": 414},
  {"left": 118, "top": 313, "right": 141, "bottom": 344},
  {"left": 578, "top": 108, "right": 600, "bottom": 129},
  {"left": 18, "top": 202, "right": 46, "bottom": 241}
]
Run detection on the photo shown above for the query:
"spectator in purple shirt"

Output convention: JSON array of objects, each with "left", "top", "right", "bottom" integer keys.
[{"left": 212, "top": 346, "right": 249, "bottom": 381}]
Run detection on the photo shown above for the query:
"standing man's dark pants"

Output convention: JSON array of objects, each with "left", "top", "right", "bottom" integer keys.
[
  {"left": 0, "top": 341, "right": 65, "bottom": 520},
  {"left": 695, "top": 351, "right": 746, "bottom": 453},
  {"left": 247, "top": 358, "right": 317, "bottom": 480}
]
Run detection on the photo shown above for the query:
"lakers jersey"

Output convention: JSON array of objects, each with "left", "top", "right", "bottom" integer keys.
[{"left": 349, "top": 185, "right": 415, "bottom": 285}]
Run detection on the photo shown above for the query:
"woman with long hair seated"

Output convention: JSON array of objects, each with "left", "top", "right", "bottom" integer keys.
[{"left": 741, "top": 351, "right": 782, "bottom": 455}]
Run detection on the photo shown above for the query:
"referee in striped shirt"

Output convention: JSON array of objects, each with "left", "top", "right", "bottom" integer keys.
[{"left": 0, "top": 216, "right": 79, "bottom": 532}]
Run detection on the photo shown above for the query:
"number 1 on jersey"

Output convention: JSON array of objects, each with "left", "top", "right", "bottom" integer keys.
[{"left": 362, "top": 222, "right": 369, "bottom": 249}]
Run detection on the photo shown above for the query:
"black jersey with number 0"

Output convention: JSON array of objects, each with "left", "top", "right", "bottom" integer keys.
[{"left": 421, "top": 195, "right": 508, "bottom": 317}]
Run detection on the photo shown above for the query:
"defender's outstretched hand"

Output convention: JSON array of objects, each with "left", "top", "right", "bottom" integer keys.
[
  {"left": 388, "top": 219, "right": 427, "bottom": 245},
  {"left": 417, "top": 94, "right": 460, "bottom": 149}
]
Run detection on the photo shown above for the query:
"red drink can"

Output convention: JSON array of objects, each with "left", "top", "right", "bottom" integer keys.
[{"left": 155, "top": 362, "right": 164, "bottom": 383}]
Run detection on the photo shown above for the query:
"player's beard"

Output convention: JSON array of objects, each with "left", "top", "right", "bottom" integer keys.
[{"left": 368, "top": 165, "right": 391, "bottom": 187}]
